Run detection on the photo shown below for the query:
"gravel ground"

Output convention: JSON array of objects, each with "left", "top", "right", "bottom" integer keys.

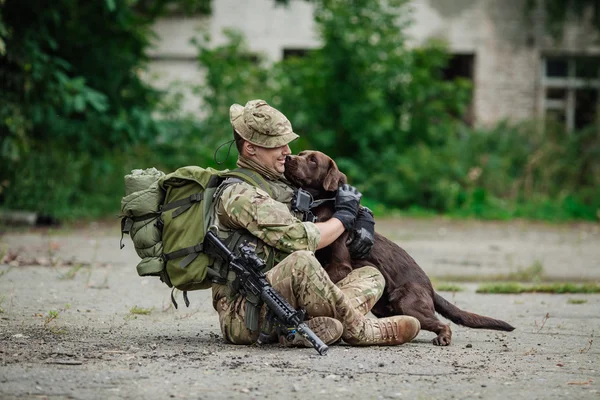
[{"left": 1, "top": 217, "right": 599, "bottom": 399}]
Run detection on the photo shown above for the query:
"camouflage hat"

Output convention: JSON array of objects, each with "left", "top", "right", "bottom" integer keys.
[{"left": 230, "top": 99, "right": 299, "bottom": 148}]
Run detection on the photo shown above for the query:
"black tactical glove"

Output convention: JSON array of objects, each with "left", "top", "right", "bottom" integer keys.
[
  {"left": 347, "top": 206, "right": 375, "bottom": 259},
  {"left": 333, "top": 184, "right": 362, "bottom": 230}
]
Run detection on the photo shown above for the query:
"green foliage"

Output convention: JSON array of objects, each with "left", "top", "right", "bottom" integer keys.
[
  {"left": 1, "top": 0, "right": 598, "bottom": 222},
  {"left": 433, "top": 283, "right": 465, "bottom": 292},
  {"left": 506, "top": 261, "right": 545, "bottom": 282},
  {"left": 567, "top": 298, "right": 588, "bottom": 304},
  {"left": 192, "top": 29, "right": 274, "bottom": 169},
  {"left": 477, "top": 282, "right": 600, "bottom": 294},
  {"left": 0, "top": 0, "right": 163, "bottom": 158},
  {"left": 0, "top": 0, "right": 214, "bottom": 219},
  {"left": 195, "top": 0, "right": 599, "bottom": 221},
  {"left": 129, "top": 305, "right": 154, "bottom": 315},
  {"left": 44, "top": 309, "right": 60, "bottom": 326},
  {"left": 195, "top": 0, "right": 474, "bottom": 208}
]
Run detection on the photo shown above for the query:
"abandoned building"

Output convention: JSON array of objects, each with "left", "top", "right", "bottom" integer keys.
[{"left": 147, "top": 0, "right": 600, "bottom": 131}]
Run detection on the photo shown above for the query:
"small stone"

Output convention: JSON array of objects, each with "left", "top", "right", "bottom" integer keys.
[
  {"left": 12, "top": 334, "right": 27, "bottom": 339},
  {"left": 466, "top": 344, "right": 473, "bottom": 348}
]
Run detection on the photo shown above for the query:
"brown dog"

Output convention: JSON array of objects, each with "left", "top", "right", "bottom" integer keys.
[{"left": 284, "top": 150, "right": 515, "bottom": 345}]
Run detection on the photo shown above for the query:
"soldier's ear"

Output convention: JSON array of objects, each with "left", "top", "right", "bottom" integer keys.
[
  {"left": 323, "top": 159, "right": 346, "bottom": 191},
  {"left": 244, "top": 142, "right": 256, "bottom": 156}
]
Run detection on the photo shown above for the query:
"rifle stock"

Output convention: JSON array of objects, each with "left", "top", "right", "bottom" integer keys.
[{"left": 204, "top": 230, "right": 328, "bottom": 355}]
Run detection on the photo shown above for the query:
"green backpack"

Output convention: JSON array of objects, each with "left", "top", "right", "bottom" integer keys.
[{"left": 120, "top": 166, "right": 272, "bottom": 306}]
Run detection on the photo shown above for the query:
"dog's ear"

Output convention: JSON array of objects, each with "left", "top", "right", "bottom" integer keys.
[{"left": 323, "top": 159, "right": 347, "bottom": 191}]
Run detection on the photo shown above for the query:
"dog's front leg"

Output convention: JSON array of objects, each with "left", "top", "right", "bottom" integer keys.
[{"left": 325, "top": 232, "right": 353, "bottom": 284}]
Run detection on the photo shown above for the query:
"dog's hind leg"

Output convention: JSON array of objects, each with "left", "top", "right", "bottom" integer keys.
[{"left": 391, "top": 284, "right": 453, "bottom": 346}]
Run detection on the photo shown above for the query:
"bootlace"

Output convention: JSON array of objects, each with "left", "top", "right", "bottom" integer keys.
[{"left": 378, "top": 319, "right": 399, "bottom": 340}]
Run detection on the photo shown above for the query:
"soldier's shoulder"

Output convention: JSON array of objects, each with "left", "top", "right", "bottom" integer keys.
[{"left": 221, "top": 180, "right": 270, "bottom": 200}]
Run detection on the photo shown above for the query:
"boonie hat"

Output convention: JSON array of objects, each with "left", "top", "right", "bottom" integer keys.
[{"left": 230, "top": 99, "right": 299, "bottom": 148}]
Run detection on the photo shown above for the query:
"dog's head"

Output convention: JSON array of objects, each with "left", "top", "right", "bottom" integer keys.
[{"left": 284, "top": 150, "right": 347, "bottom": 195}]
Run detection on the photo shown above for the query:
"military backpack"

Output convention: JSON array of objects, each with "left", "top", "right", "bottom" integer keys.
[{"left": 119, "top": 166, "right": 273, "bottom": 306}]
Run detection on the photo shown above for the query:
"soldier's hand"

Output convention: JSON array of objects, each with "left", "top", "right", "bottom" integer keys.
[
  {"left": 333, "top": 184, "right": 362, "bottom": 230},
  {"left": 347, "top": 206, "right": 375, "bottom": 259}
]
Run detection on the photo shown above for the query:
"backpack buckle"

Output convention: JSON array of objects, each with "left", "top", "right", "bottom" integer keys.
[
  {"left": 190, "top": 193, "right": 203, "bottom": 202},
  {"left": 121, "top": 217, "right": 134, "bottom": 234}
]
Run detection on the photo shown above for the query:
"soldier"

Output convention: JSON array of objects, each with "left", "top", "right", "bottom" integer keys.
[{"left": 211, "top": 99, "right": 420, "bottom": 348}]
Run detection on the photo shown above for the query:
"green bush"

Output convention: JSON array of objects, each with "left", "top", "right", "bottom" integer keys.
[{"left": 2, "top": 0, "right": 598, "bottom": 222}]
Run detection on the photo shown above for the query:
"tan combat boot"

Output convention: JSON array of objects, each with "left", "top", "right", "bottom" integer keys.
[
  {"left": 280, "top": 317, "right": 344, "bottom": 348},
  {"left": 343, "top": 315, "right": 421, "bottom": 346}
]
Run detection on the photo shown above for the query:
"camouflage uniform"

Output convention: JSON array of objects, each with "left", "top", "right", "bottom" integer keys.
[
  {"left": 212, "top": 181, "right": 384, "bottom": 344},
  {"left": 212, "top": 99, "right": 419, "bottom": 346}
]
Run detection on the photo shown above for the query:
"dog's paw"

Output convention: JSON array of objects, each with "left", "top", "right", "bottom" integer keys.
[{"left": 432, "top": 335, "right": 451, "bottom": 346}]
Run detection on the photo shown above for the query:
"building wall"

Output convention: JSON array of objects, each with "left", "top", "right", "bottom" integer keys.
[{"left": 147, "top": 0, "right": 600, "bottom": 125}]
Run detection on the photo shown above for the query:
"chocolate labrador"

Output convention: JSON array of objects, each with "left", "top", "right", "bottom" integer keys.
[{"left": 284, "top": 150, "right": 515, "bottom": 345}]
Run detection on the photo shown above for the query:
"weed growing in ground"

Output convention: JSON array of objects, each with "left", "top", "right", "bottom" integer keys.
[
  {"left": 506, "top": 260, "right": 545, "bottom": 282},
  {"left": 535, "top": 312, "right": 550, "bottom": 333},
  {"left": 44, "top": 310, "right": 60, "bottom": 326},
  {"left": 0, "top": 295, "right": 5, "bottom": 313},
  {"left": 129, "top": 306, "right": 154, "bottom": 316},
  {"left": 124, "top": 305, "right": 154, "bottom": 321},
  {"left": 433, "top": 261, "right": 546, "bottom": 283},
  {"left": 0, "top": 267, "right": 12, "bottom": 278},
  {"left": 579, "top": 338, "right": 593, "bottom": 354},
  {"left": 476, "top": 282, "right": 600, "bottom": 294},
  {"left": 58, "top": 264, "right": 85, "bottom": 280},
  {"left": 567, "top": 298, "right": 588, "bottom": 304},
  {"left": 433, "top": 283, "right": 465, "bottom": 292}
]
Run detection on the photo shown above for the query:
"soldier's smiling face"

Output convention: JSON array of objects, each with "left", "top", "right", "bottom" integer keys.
[{"left": 248, "top": 143, "right": 291, "bottom": 174}]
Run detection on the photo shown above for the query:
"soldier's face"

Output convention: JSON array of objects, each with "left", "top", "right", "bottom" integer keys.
[{"left": 253, "top": 144, "right": 292, "bottom": 174}]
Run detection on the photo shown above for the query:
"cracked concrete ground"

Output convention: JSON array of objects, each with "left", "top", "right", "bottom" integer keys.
[{"left": 1, "top": 217, "right": 599, "bottom": 399}]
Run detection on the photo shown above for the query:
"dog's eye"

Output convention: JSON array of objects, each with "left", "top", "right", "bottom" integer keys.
[{"left": 309, "top": 156, "right": 316, "bottom": 164}]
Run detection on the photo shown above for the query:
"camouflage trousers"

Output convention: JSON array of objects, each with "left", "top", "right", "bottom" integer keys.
[{"left": 212, "top": 250, "right": 385, "bottom": 345}]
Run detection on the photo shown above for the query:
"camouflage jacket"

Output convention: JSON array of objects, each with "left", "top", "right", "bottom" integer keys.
[
  {"left": 214, "top": 180, "right": 320, "bottom": 264},
  {"left": 211, "top": 178, "right": 320, "bottom": 305}
]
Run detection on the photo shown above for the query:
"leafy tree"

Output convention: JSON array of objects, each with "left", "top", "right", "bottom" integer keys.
[
  {"left": 0, "top": 0, "right": 210, "bottom": 217},
  {"left": 196, "top": 0, "right": 472, "bottom": 210}
]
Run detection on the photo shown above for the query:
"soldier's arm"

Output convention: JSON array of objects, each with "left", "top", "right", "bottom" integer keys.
[
  {"left": 217, "top": 182, "right": 321, "bottom": 253},
  {"left": 314, "top": 219, "right": 345, "bottom": 250}
]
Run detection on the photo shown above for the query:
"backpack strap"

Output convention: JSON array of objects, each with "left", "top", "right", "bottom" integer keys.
[
  {"left": 161, "top": 192, "right": 203, "bottom": 218},
  {"left": 163, "top": 243, "right": 204, "bottom": 268},
  {"left": 120, "top": 213, "right": 160, "bottom": 249},
  {"left": 224, "top": 168, "right": 274, "bottom": 198}
]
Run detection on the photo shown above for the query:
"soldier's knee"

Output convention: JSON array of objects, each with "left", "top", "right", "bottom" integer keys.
[
  {"left": 290, "top": 250, "right": 323, "bottom": 274},
  {"left": 354, "top": 265, "right": 385, "bottom": 288}
]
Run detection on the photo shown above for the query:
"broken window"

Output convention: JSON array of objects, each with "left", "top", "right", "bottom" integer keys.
[
  {"left": 541, "top": 56, "right": 600, "bottom": 131},
  {"left": 442, "top": 53, "right": 475, "bottom": 126},
  {"left": 282, "top": 48, "right": 312, "bottom": 60}
]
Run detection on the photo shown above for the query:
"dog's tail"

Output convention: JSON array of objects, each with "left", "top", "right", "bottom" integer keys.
[{"left": 434, "top": 292, "right": 515, "bottom": 331}]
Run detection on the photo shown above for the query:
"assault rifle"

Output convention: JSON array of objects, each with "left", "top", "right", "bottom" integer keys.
[{"left": 204, "top": 230, "right": 329, "bottom": 356}]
